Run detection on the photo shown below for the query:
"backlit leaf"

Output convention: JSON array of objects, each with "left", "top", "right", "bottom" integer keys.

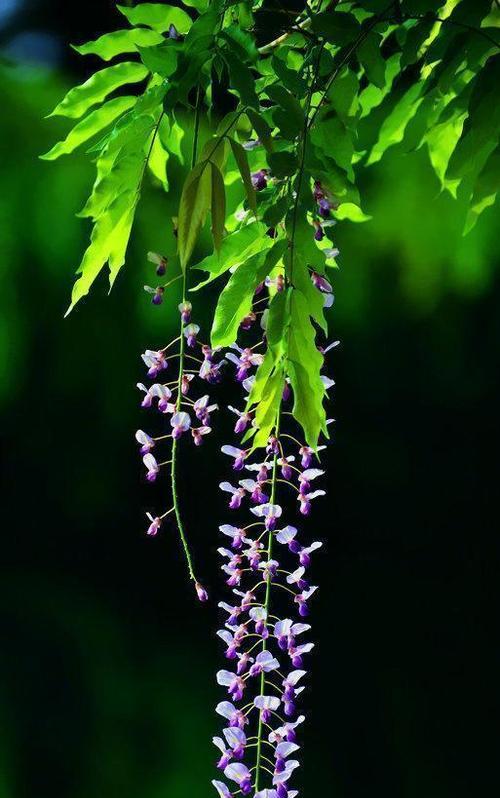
[
  {"left": 72, "top": 28, "right": 163, "bottom": 61},
  {"left": 177, "top": 162, "right": 212, "bottom": 270},
  {"left": 47, "top": 62, "right": 148, "bottom": 119},
  {"left": 41, "top": 96, "right": 137, "bottom": 160},
  {"left": 210, "top": 163, "right": 226, "bottom": 253},
  {"left": 117, "top": 3, "right": 193, "bottom": 34}
]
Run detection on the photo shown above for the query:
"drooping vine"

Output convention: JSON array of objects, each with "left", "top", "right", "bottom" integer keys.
[{"left": 43, "top": 0, "right": 499, "bottom": 794}]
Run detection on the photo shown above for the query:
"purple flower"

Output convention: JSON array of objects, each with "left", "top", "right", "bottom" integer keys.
[
  {"left": 240, "top": 311, "right": 256, "bottom": 330},
  {"left": 221, "top": 445, "right": 248, "bottom": 471},
  {"left": 135, "top": 429, "right": 154, "bottom": 455},
  {"left": 324, "top": 246, "right": 340, "bottom": 260},
  {"left": 298, "top": 444, "right": 326, "bottom": 468},
  {"left": 299, "top": 541, "right": 322, "bottom": 567},
  {"left": 212, "top": 780, "right": 233, "bottom": 798},
  {"left": 265, "top": 274, "right": 285, "bottom": 292},
  {"left": 181, "top": 373, "right": 195, "bottom": 395},
  {"left": 147, "top": 251, "right": 167, "bottom": 276},
  {"left": 194, "top": 395, "right": 218, "bottom": 424},
  {"left": 254, "top": 695, "right": 280, "bottom": 724},
  {"left": 249, "top": 606, "right": 268, "bottom": 636},
  {"left": 219, "top": 524, "right": 246, "bottom": 550},
  {"left": 184, "top": 323, "right": 200, "bottom": 348},
  {"left": 217, "top": 670, "right": 246, "bottom": 701},
  {"left": 239, "top": 478, "right": 268, "bottom": 505},
  {"left": 269, "top": 715, "right": 305, "bottom": 745},
  {"left": 250, "top": 502, "right": 282, "bottom": 530},
  {"left": 143, "top": 453, "right": 159, "bottom": 482},
  {"left": 297, "top": 468, "right": 324, "bottom": 494},
  {"left": 220, "top": 482, "right": 247, "bottom": 509},
  {"left": 144, "top": 285, "right": 165, "bottom": 305},
  {"left": 310, "top": 271, "right": 332, "bottom": 293},
  {"left": 295, "top": 586, "right": 318, "bottom": 617},
  {"left": 171, "top": 411, "right": 191, "bottom": 439},
  {"left": 313, "top": 222, "right": 324, "bottom": 241},
  {"left": 298, "top": 489, "right": 325, "bottom": 516},
  {"left": 228, "top": 406, "right": 253, "bottom": 434},
  {"left": 251, "top": 169, "right": 268, "bottom": 190},
  {"left": 224, "top": 763, "right": 252, "bottom": 795},
  {"left": 145, "top": 513, "right": 161, "bottom": 537},
  {"left": 178, "top": 301, "right": 192, "bottom": 323},
  {"left": 318, "top": 197, "right": 331, "bottom": 218},
  {"left": 192, "top": 425, "right": 211, "bottom": 445},
  {"left": 286, "top": 566, "right": 309, "bottom": 591},
  {"left": 243, "top": 138, "right": 260, "bottom": 151},
  {"left": 216, "top": 701, "right": 248, "bottom": 729},
  {"left": 195, "top": 581, "right": 209, "bottom": 602},
  {"left": 167, "top": 22, "right": 181, "bottom": 39},
  {"left": 279, "top": 456, "right": 295, "bottom": 480},
  {"left": 276, "top": 526, "right": 300, "bottom": 553},
  {"left": 226, "top": 345, "right": 264, "bottom": 382},
  {"left": 249, "top": 650, "right": 280, "bottom": 677},
  {"left": 141, "top": 350, "right": 168, "bottom": 378}
]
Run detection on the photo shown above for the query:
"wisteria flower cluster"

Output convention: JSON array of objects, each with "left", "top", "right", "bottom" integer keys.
[
  {"left": 136, "top": 253, "right": 225, "bottom": 600},
  {"left": 211, "top": 277, "right": 336, "bottom": 797}
]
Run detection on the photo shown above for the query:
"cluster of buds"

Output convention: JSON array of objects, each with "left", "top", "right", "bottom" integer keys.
[{"left": 212, "top": 274, "right": 338, "bottom": 797}]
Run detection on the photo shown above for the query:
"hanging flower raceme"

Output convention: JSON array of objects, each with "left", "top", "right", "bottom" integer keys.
[
  {"left": 212, "top": 304, "right": 334, "bottom": 797},
  {"left": 135, "top": 254, "right": 226, "bottom": 600}
]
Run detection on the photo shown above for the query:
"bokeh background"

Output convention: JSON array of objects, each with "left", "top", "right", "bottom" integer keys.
[{"left": 1, "top": 2, "right": 498, "bottom": 797}]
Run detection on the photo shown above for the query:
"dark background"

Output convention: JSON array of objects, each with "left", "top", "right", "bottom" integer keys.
[{"left": 0, "top": 2, "right": 498, "bottom": 797}]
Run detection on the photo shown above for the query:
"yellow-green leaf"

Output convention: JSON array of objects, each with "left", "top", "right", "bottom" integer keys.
[
  {"left": 47, "top": 62, "right": 148, "bottom": 120},
  {"left": 210, "top": 163, "right": 226, "bottom": 253},
  {"left": 178, "top": 163, "right": 212, "bottom": 270},
  {"left": 41, "top": 96, "right": 137, "bottom": 160},
  {"left": 72, "top": 28, "right": 163, "bottom": 61},
  {"left": 117, "top": 3, "right": 193, "bottom": 34},
  {"left": 229, "top": 138, "right": 257, "bottom": 214}
]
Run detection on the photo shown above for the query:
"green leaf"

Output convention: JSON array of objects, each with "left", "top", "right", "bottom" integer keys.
[
  {"left": 326, "top": 68, "right": 359, "bottom": 127},
  {"left": 229, "top": 138, "right": 257, "bottom": 214},
  {"left": 220, "top": 24, "right": 258, "bottom": 63},
  {"left": 178, "top": 162, "right": 212, "bottom": 270},
  {"left": 357, "top": 31, "right": 386, "bottom": 89},
  {"left": 287, "top": 290, "right": 327, "bottom": 447},
  {"left": 424, "top": 105, "right": 467, "bottom": 196},
  {"left": 366, "top": 81, "right": 424, "bottom": 165},
  {"left": 311, "top": 11, "right": 361, "bottom": 45},
  {"left": 267, "top": 85, "right": 304, "bottom": 140},
  {"left": 137, "top": 42, "right": 178, "bottom": 77},
  {"left": 210, "top": 163, "right": 226, "bottom": 253},
  {"left": 271, "top": 52, "right": 307, "bottom": 96},
  {"left": 400, "top": 17, "right": 435, "bottom": 68},
  {"left": 446, "top": 55, "right": 500, "bottom": 185},
  {"left": 251, "top": 366, "right": 285, "bottom": 450},
  {"left": 463, "top": 147, "right": 499, "bottom": 234},
  {"left": 266, "top": 286, "right": 290, "bottom": 355},
  {"left": 117, "top": 3, "right": 193, "bottom": 33},
  {"left": 148, "top": 116, "right": 170, "bottom": 189},
  {"left": 66, "top": 191, "right": 136, "bottom": 315},
  {"left": 335, "top": 202, "right": 371, "bottom": 222},
  {"left": 223, "top": 48, "right": 260, "bottom": 109},
  {"left": 268, "top": 150, "right": 299, "bottom": 179},
  {"left": 72, "top": 28, "right": 163, "bottom": 61},
  {"left": 41, "top": 96, "right": 137, "bottom": 160},
  {"left": 192, "top": 222, "right": 272, "bottom": 289},
  {"left": 311, "top": 112, "right": 354, "bottom": 173},
  {"left": 211, "top": 250, "right": 269, "bottom": 347},
  {"left": 246, "top": 108, "right": 273, "bottom": 152},
  {"left": 47, "top": 62, "right": 148, "bottom": 120}
]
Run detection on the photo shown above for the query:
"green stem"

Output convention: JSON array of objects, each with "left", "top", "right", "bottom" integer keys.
[
  {"left": 169, "top": 86, "right": 203, "bottom": 586},
  {"left": 254, "top": 415, "right": 281, "bottom": 792}
]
